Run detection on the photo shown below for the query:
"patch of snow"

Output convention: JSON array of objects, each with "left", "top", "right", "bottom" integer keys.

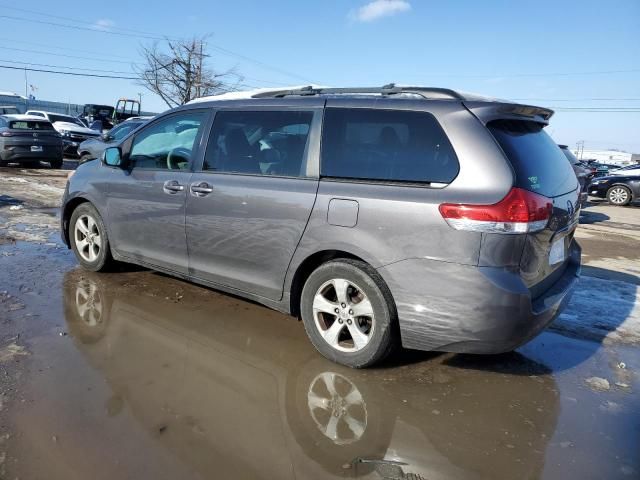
[
  {"left": 552, "top": 275, "right": 640, "bottom": 345},
  {"left": 585, "top": 377, "right": 611, "bottom": 392},
  {"left": 0, "top": 343, "right": 28, "bottom": 362}
]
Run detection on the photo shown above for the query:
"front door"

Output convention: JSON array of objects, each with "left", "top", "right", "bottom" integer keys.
[
  {"left": 186, "top": 107, "right": 322, "bottom": 300},
  {"left": 106, "top": 110, "right": 208, "bottom": 273}
]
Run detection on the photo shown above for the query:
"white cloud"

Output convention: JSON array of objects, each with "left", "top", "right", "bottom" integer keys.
[
  {"left": 349, "top": 0, "right": 411, "bottom": 22},
  {"left": 93, "top": 19, "right": 115, "bottom": 31}
]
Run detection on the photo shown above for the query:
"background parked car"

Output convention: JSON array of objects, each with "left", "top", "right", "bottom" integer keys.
[
  {"left": 589, "top": 175, "right": 639, "bottom": 206},
  {"left": 608, "top": 163, "right": 640, "bottom": 176},
  {"left": 559, "top": 144, "right": 590, "bottom": 206},
  {"left": 0, "top": 114, "right": 63, "bottom": 168},
  {"left": 25, "top": 110, "right": 101, "bottom": 157},
  {"left": 77, "top": 117, "right": 151, "bottom": 164}
]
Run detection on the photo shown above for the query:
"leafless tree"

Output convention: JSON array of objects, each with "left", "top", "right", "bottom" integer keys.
[{"left": 136, "top": 36, "right": 240, "bottom": 108}]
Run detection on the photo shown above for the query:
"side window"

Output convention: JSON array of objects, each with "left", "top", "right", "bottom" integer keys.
[
  {"left": 129, "top": 112, "right": 204, "bottom": 170},
  {"left": 321, "top": 108, "right": 459, "bottom": 184},
  {"left": 28, "top": 112, "right": 44, "bottom": 118},
  {"left": 204, "top": 110, "right": 314, "bottom": 177}
]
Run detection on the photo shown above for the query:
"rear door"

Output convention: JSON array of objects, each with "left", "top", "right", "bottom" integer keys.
[
  {"left": 185, "top": 105, "right": 322, "bottom": 300},
  {"left": 487, "top": 119, "right": 580, "bottom": 296},
  {"left": 105, "top": 109, "right": 208, "bottom": 274}
]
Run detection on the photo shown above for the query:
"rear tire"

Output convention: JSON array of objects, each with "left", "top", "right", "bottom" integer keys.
[
  {"left": 69, "top": 203, "right": 115, "bottom": 272},
  {"left": 607, "top": 185, "right": 631, "bottom": 206},
  {"left": 300, "top": 259, "right": 398, "bottom": 368}
]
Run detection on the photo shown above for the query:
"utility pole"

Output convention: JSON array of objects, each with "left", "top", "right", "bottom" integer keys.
[{"left": 24, "top": 67, "right": 28, "bottom": 110}]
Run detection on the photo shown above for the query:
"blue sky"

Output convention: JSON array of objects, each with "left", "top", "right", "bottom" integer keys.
[{"left": 1, "top": 0, "right": 638, "bottom": 151}]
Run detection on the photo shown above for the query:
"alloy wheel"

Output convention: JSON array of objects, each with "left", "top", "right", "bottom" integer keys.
[
  {"left": 312, "top": 278, "right": 375, "bottom": 352},
  {"left": 609, "top": 187, "right": 629, "bottom": 205},
  {"left": 74, "top": 214, "right": 101, "bottom": 262}
]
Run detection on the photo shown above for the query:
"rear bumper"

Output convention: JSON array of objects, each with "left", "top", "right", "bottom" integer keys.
[
  {"left": 377, "top": 242, "right": 581, "bottom": 353},
  {"left": 1, "top": 145, "right": 63, "bottom": 162}
]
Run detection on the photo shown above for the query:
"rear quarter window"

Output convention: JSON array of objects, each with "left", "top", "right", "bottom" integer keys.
[
  {"left": 321, "top": 108, "right": 459, "bottom": 184},
  {"left": 488, "top": 120, "right": 578, "bottom": 198}
]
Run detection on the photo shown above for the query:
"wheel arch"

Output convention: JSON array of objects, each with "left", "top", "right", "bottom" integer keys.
[
  {"left": 289, "top": 249, "right": 373, "bottom": 318},
  {"left": 61, "top": 196, "right": 91, "bottom": 247}
]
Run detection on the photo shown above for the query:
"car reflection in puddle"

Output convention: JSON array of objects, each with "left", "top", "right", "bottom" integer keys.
[{"left": 63, "top": 269, "right": 559, "bottom": 480}]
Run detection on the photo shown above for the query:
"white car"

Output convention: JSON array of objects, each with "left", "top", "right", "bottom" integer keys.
[
  {"left": 609, "top": 164, "right": 640, "bottom": 176},
  {"left": 25, "top": 110, "right": 101, "bottom": 157}
]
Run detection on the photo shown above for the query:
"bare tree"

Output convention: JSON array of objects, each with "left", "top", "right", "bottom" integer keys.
[{"left": 136, "top": 36, "right": 240, "bottom": 108}]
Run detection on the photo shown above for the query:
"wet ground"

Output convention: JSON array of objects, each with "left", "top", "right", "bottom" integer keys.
[{"left": 0, "top": 164, "right": 639, "bottom": 480}]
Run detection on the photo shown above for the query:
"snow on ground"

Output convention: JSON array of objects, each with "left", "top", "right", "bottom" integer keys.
[{"left": 553, "top": 275, "right": 640, "bottom": 344}]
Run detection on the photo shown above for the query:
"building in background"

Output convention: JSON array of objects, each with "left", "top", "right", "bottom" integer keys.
[{"left": 572, "top": 148, "right": 639, "bottom": 166}]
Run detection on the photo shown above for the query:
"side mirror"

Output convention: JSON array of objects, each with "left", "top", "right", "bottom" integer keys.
[{"left": 103, "top": 147, "right": 123, "bottom": 167}]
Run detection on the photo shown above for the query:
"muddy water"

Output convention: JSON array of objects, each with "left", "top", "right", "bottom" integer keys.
[{"left": 0, "top": 242, "right": 638, "bottom": 479}]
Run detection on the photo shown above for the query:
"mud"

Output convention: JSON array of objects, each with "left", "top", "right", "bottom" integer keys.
[{"left": 0, "top": 166, "right": 639, "bottom": 479}]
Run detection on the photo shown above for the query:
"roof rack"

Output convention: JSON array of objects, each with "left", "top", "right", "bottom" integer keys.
[{"left": 251, "top": 83, "right": 465, "bottom": 101}]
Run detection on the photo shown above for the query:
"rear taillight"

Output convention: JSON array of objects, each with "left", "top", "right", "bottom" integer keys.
[{"left": 439, "top": 188, "right": 552, "bottom": 234}]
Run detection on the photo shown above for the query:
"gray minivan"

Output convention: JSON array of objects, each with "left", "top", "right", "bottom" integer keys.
[{"left": 60, "top": 85, "right": 581, "bottom": 368}]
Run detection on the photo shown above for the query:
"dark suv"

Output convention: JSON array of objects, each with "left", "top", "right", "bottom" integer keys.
[{"left": 60, "top": 85, "right": 581, "bottom": 367}]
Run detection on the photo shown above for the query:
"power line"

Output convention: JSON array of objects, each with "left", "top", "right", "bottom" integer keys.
[
  {"left": 0, "top": 45, "right": 136, "bottom": 65},
  {"left": 0, "top": 64, "right": 138, "bottom": 80},
  {"left": 0, "top": 3, "right": 178, "bottom": 40},
  {"left": 0, "top": 13, "right": 319, "bottom": 84},
  {"left": 0, "top": 58, "right": 135, "bottom": 75},
  {"left": 0, "top": 36, "right": 133, "bottom": 60},
  {"left": 0, "top": 14, "right": 165, "bottom": 40}
]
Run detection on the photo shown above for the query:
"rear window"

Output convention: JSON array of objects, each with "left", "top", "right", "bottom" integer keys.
[
  {"left": 9, "top": 121, "right": 54, "bottom": 130},
  {"left": 321, "top": 108, "right": 459, "bottom": 184},
  {"left": 488, "top": 120, "right": 577, "bottom": 198}
]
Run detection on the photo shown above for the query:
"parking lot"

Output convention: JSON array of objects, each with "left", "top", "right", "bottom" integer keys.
[{"left": 0, "top": 164, "right": 638, "bottom": 479}]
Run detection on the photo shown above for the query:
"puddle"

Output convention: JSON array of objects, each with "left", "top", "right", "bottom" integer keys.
[{"left": 0, "top": 265, "right": 636, "bottom": 480}]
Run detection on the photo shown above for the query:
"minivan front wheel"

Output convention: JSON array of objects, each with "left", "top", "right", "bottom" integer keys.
[
  {"left": 300, "top": 259, "right": 397, "bottom": 368},
  {"left": 69, "top": 203, "right": 114, "bottom": 272}
]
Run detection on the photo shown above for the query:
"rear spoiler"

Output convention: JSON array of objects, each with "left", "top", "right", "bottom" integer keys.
[{"left": 463, "top": 101, "right": 554, "bottom": 126}]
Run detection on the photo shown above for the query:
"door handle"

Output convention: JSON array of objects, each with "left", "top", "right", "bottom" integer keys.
[
  {"left": 163, "top": 180, "right": 184, "bottom": 194},
  {"left": 190, "top": 181, "right": 213, "bottom": 197}
]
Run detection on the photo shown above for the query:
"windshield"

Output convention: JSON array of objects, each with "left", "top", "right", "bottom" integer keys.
[
  {"left": 109, "top": 121, "right": 142, "bottom": 140},
  {"left": 49, "top": 114, "right": 85, "bottom": 127},
  {"left": 489, "top": 120, "right": 578, "bottom": 198}
]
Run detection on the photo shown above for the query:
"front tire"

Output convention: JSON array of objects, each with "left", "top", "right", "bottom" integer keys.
[
  {"left": 300, "top": 259, "right": 398, "bottom": 368},
  {"left": 69, "top": 203, "right": 115, "bottom": 272},
  {"left": 607, "top": 185, "right": 632, "bottom": 206}
]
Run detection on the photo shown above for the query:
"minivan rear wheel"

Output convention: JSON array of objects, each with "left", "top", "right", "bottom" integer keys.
[
  {"left": 300, "top": 259, "right": 397, "bottom": 368},
  {"left": 607, "top": 185, "right": 631, "bottom": 206},
  {"left": 69, "top": 203, "right": 115, "bottom": 272}
]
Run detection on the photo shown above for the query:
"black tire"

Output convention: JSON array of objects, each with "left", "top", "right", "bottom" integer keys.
[
  {"left": 50, "top": 157, "right": 63, "bottom": 169},
  {"left": 69, "top": 203, "right": 115, "bottom": 272},
  {"left": 300, "top": 259, "right": 398, "bottom": 368},
  {"left": 607, "top": 185, "right": 632, "bottom": 206}
]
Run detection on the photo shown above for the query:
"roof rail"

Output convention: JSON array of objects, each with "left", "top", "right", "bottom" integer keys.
[{"left": 251, "top": 83, "right": 465, "bottom": 101}]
